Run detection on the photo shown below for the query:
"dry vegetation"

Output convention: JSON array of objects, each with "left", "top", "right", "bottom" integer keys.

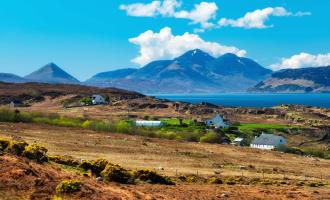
[
  {"left": 1, "top": 82, "right": 330, "bottom": 199},
  {"left": 1, "top": 122, "right": 330, "bottom": 182}
]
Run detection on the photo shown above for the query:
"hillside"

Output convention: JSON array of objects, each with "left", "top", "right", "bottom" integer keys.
[
  {"left": 0, "top": 82, "right": 143, "bottom": 105},
  {"left": 251, "top": 66, "right": 330, "bottom": 93},
  {"left": 25, "top": 63, "right": 80, "bottom": 84},
  {"left": 0, "top": 73, "right": 26, "bottom": 83},
  {"left": 1, "top": 124, "right": 330, "bottom": 199},
  {"left": 87, "top": 49, "right": 272, "bottom": 93}
]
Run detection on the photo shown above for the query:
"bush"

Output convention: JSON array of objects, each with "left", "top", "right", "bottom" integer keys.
[
  {"left": 8, "top": 141, "right": 28, "bottom": 155},
  {"left": 100, "top": 163, "right": 132, "bottom": 184},
  {"left": 90, "top": 159, "right": 110, "bottom": 176},
  {"left": 48, "top": 155, "right": 79, "bottom": 167},
  {"left": 225, "top": 177, "right": 244, "bottom": 185},
  {"left": 0, "top": 138, "right": 10, "bottom": 151},
  {"left": 307, "top": 181, "right": 325, "bottom": 187},
  {"left": 132, "top": 169, "right": 174, "bottom": 185},
  {"left": 79, "top": 160, "right": 93, "bottom": 171},
  {"left": 56, "top": 179, "right": 82, "bottom": 193},
  {"left": 80, "top": 97, "right": 92, "bottom": 105},
  {"left": 22, "top": 144, "right": 48, "bottom": 163},
  {"left": 276, "top": 145, "right": 304, "bottom": 155},
  {"left": 200, "top": 132, "right": 221, "bottom": 143},
  {"left": 208, "top": 177, "right": 223, "bottom": 184}
]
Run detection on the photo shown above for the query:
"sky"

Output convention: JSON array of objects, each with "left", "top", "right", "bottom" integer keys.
[{"left": 0, "top": 0, "right": 329, "bottom": 81}]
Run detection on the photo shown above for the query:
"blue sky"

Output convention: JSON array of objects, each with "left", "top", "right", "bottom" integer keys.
[{"left": 0, "top": 0, "right": 329, "bottom": 80}]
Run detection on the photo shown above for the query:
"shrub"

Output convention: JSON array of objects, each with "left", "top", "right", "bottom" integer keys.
[
  {"left": 22, "top": 144, "right": 48, "bottom": 163},
  {"left": 132, "top": 169, "right": 174, "bottom": 185},
  {"left": 80, "top": 97, "right": 92, "bottom": 105},
  {"left": 48, "top": 155, "right": 79, "bottom": 167},
  {"left": 100, "top": 163, "right": 132, "bottom": 184},
  {"left": 56, "top": 179, "right": 82, "bottom": 193},
  {"left": 0, "top": 138, "right": 10, "bottom": 151},
  {"left": 225, "top": 177, "right": 244, "bottom": 185},
  {"left": 296, "top": 181, "right": 305, "bottom": 186},
  {"left": 177, "top": 175, "right": 187, "bottom": 182},
  {"left": 307, "top": 181, "right": 325, "bottom": 187},
  {"left": 208, "top": 177, "right": 223, "bottom": 184},
  {"left": 8, "top": 141, "right": 28, "bottom": 155},
  {"left": 249, "top": 177, "right": 261, "bottom": 185},
  {"left": 90, "top": 159, "right": 110, "bottom": 176},
  {"left": 79, "top": 160, "right": 93, "bottom": 171},
  {"left": 199, "top": 132, "right": 221, "bottom": 143}
]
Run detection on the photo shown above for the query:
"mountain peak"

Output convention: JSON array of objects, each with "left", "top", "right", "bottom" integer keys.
[
  {"left": 24, "top": 63, "right": 80, "bottom": 84},
  {"left": 174, "top": 49, "right": 215, "bottom": 66}
]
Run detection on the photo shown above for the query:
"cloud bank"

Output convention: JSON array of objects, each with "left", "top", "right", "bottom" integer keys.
[
  {"left": 129, "top": 27, "right": 246, "bottom": 66},
  {"left": 219, "top": 7, "right": 311, "bottom": 29},
  {"left": 120, "top": 0, "right": 218, "bottom": 30},
  {"left": 271, "top": 53, "right": 330, "bottom": 71}
]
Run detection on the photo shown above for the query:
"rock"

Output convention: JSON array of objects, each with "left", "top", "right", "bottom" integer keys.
[
  {"left": 221, "top": 193, "right": 229, "bottom": 198},
  {"left": 96, "top": 177, "right": 103, "bottom": 182}
]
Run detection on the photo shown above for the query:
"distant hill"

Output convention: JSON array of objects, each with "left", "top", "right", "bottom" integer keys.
[
  {"left": 87, "top": 49, "right": 272, "bottom": 93},
  {"left": 25, "top": 63, "right": 80, "bottom": 84},
  {"left": 251, "top": 66, "right": 330, "bottom": 93},
  {"left": 0, "top": 73, "right": 26, "bottom": 83},
  {"left": 85, "top": 68, "right": 138, "bottom": 87}
]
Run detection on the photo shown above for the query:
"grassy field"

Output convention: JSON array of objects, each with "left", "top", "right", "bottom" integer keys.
[
  {"left": 235, "top": 123, "right": 301, "bottom": 133},
  {"left": 1, "top": 122, "right": 330, "bottom": 183}
]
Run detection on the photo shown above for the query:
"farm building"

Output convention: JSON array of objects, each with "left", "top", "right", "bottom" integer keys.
[
  {"left": 205, "top": 114, "right": 229, "bottom": 129},
  {"left": 92, "top": 95, "right": 106, "bottom": 105},
  {"left": 250, "top": 133, "right": 286, "bottom": 150},
  {"left": 10, "top": 100, "right": 24, "bottom": 108},
  {"left": 135, "top": 120, "right": 163, "bottom": 127}
]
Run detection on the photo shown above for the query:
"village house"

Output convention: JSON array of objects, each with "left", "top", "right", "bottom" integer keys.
[
  {"left": 250, "top": 133, "right": 286, "bottom": 150},
  {"left": 92, "top": 94, "right": 106, "bottom": 105},
  {"left": 135, "top": 120, "right": 163, "bottom": 127},
  {"left": 205, "top": 114, "right": 229, "bottom": 129}
]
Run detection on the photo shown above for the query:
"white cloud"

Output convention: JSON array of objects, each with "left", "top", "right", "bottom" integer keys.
[
  {"left": 120, "top": 1, "right": 217, "bottom": 30},
  {"left": 129, "top": 27, "right": 246, "bottom": 66},
  {"left": 270, "top": 53, "right": 330, "bottom": 71},
  {"left": 173, "top": 2, "right": 218, "bottom": 28},
  {"left": 219, "top": 7, "right": 311, "bottom": 29},
  {"left": 119, "top": 1, "right": 161, "bottom": 17}
]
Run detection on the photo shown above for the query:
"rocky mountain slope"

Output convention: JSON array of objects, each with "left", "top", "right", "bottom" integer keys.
[
  {"left": 87, "top": 49, "right": 272, "bottom": 93},
  {"left": 25, "top": 63, "right": 80, "bottom": 84},
  {"left": 251, "top": 66, "right": 330, "bottom": 93}
]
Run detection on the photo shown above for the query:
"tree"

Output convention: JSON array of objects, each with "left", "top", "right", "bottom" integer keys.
[{"left": 80, "top": 97, "right": 92, "bottom": 105}]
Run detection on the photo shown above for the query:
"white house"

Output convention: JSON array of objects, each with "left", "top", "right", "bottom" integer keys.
[
  {"left": 135, "top": 120, "right": 163, "bottom": 127},
  {"left": 92, "top": 95, "right": 106, "bottom": 105},
  {"left": 250, "top": 133, "right": 286, "bottom": 150},
  {"left": 205, "top": 114, "right": 229, "bottom": 129}
]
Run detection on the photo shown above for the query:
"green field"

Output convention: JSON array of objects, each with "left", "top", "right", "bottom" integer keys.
[{"left": 235, "top": 123, "right": 300, "bottom": 133}]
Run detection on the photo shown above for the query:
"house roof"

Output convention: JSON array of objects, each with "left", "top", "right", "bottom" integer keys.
[
  {"left": 251, "top": 133, "right": 285, "bottom": 146},
  {"left": 234, "top": 137, "right": 244, "bottom": 142}
]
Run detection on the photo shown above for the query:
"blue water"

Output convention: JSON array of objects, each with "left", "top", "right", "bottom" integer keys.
[{"left": 150, "top": 93, "right": 330, "bottom": 108}]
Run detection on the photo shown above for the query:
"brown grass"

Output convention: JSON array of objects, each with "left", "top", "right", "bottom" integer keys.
[{"left": 1, "top": 122, "right": 330, "bottom": 182}]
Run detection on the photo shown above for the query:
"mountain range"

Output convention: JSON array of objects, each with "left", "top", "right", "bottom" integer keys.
[
  {"left": 1, "top": 49, "right": 329, "bottom": 93},
  {"left": 251, "top": 66, "right": 330, "bottom": 93},
  {"left": 86, "top": 49, "right": 272, "bottom": 93}
]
